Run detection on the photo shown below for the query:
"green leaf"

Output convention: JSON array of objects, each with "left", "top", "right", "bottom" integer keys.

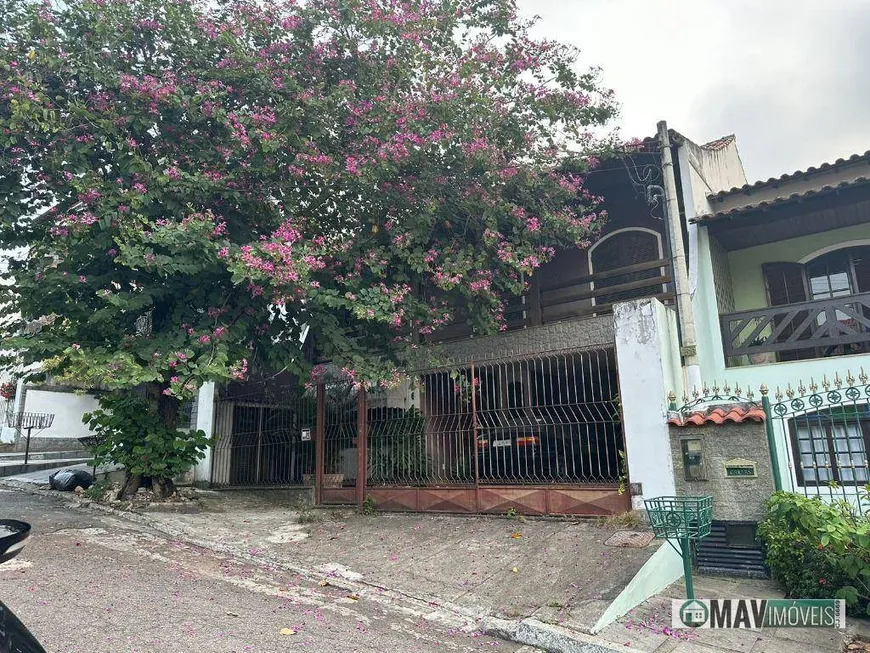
[{"left": 835, "top": 586, "right": 859, "bottom": 605}]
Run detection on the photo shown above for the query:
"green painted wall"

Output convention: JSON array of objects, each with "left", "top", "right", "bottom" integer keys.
[
  {"left": 728, "top": 223, "right": 870, "bottom": 311},
  {"left": 693, "top": 223, "right": 870, "bottom": 495}
]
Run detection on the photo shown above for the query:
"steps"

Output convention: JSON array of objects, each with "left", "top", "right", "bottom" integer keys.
[{"left": 0, "top": 452, "right": 91, "bottom": 478}]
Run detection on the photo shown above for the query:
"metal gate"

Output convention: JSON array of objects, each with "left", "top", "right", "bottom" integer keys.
[
  {"left": 318, "top": 347, "right": 629, "bottom": 516},
  {"left": 767, "top": 372, "right": 870, "bottom": 513},
  {"left": 211, "top": 380, "right": 316, "bottom": 487},
  {"left": 209, "top": 349, "right": 629, "bottom": 515}
]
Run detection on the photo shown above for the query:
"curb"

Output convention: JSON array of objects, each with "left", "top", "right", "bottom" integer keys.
[
  {"left": 482, "top": 617, "right": 646, "bottom": 653},
  {"left": 1, "top": 480, "right": 640, "bottom": 653}
]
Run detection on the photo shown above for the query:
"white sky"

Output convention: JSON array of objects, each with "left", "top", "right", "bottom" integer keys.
[{"left": 518, "top": 0, "right": 870, "bottom": 183}]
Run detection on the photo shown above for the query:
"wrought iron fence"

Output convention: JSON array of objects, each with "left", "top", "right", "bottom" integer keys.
[
  {"left": 211, "top": 380, "right": 316, "bottom": 487},
  {"left": 209, "top": 348, "right": 623, "bottom": 492},
  {"left": 769, "top": 372, "right": 870, "bottom": 513},
  {"left": 671, "top": 375, "right": 870, "bottom": 514}
]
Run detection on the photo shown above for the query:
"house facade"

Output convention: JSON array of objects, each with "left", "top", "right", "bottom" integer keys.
[
  {"left": 687, "top": 151, "right": 870, "bottom": 506},
  {"left": 200, "top": 128, "right": 755, "bottom": 518}
]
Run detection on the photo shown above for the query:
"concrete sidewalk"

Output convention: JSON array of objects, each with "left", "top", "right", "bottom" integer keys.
[
  {"left": 2, "top": 483, "right": 862, "bottom": 653},
  {"left": 595, "top": 575, "right": 853, "bottom": 653},
  {"left": 145, "top": 490, "right": 658, "bottom": 633}
]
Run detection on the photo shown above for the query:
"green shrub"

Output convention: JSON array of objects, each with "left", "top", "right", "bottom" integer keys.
[
  {"left": 83, "top": 392, "right": 212, "bottom": 498},
  {"left": 757, "top": 492, "right": 870, "bottom": 617}
]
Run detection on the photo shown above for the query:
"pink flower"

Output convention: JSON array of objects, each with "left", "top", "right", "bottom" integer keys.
[
  {"left": 71, "top": 343, "right": 80, "bottom": 350},
  {"left": 199, "top": 334, "right": 211, "bottom": 344},
  {"left": 170, "top": 376, "right": 179, "bottom": 384}
]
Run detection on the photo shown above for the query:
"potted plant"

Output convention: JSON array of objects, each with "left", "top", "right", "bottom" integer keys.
[{"left": 748, "top": 337, "right": 776, "bottom": 365}]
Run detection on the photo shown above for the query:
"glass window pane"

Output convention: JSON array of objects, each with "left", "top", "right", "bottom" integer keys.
[
  {"left": 807, "top": 251, "right": 853, "bottom": 300},
  {"left": 794, "top": 415, "right": 869, "bottom": 484},
  {"left": 795, "top": 423, "right": 831, "bottom": 482}
]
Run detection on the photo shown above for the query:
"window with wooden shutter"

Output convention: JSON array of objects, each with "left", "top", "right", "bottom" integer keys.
[
  {"left": 762, "top": 262, "right": 807, "bottom": 307},
  {"left": 762, "top": 262, "right": 811, "bottom": 361}
]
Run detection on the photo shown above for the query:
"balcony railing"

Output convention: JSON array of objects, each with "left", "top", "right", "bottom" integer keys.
[
  {"left": 721, "top": 292, "right": 870, "bottom": 364},
  {"left": 430, "top": 258, "right": 674, "bottom": 343}
]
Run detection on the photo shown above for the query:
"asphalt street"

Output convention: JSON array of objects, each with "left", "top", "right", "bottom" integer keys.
[{"left": 0, "top": 489, "right": 528, "bottom": 653}]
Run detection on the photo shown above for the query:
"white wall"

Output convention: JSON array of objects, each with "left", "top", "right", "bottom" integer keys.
[
  {"left": 18, "top": 387, "right": 99, "bottom": 440},
  {"left": 614, "top": 298, "right": 681, "bottom": 509},
  {"left": 192, "top": 382, "right": 216, "bottom": 484}
]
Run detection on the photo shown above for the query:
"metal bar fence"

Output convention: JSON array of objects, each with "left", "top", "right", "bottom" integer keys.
[
  {"left": 211, "top": 380, "right": 316, "bottom": 488},
  {"left": 364, "top": 347, "right": 624, "bottom": 488},
  {"left": 672, "top": 375, "right": 870, "bottom": 515},
  {"left": 322, "top": 377, "right": 359, "bottom": 488}
]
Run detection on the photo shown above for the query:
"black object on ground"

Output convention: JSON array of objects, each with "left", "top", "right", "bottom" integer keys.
[{"left": 48, "top": 469, "right": 94, "bottom": 492}]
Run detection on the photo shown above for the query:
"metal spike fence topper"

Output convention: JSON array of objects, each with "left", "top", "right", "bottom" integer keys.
[
  {"left": 11, "top": 412, "right": 55, "bottom": 467},
  {"left": 644, "top": 496, "right": 713, "bottom": 600},
  {"left": 861, "top": 367, "right": 869, "bottom": 385},
  {"left": 847, "top": 370, "right": 856, "bottom": 386}
]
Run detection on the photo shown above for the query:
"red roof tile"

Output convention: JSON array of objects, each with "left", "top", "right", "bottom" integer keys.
[
  {"left": 700, "top": 134, "right": 736, "bottom": 151},
  {"left": 668, "top": 404, "right": 766, "bottom": 427}
]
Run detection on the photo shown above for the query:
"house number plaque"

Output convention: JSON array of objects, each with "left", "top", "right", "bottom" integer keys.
[{"left": 723, "top": 458, "right": 757, "bottom": 478}]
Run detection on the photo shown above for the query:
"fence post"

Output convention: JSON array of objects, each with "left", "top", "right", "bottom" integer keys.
[
  {"left": 315, "top": 382, "right": 325, "bottom": 505},
  {"left": 356, "top": 388, "right": 368, "bottom": 512},
  {"left": 760, "top": 385, "right": 784, "bottom": 492},
  {"left": 470, "top": 363, "right": 480, "bottom": 512}
]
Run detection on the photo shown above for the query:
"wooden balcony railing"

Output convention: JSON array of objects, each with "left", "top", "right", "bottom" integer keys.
[
  {"left": 429, "top": 258, "right": 674, "bottom": 342},
  {"left": 721, "top": 292, "right": 870, "bottom": 362}
]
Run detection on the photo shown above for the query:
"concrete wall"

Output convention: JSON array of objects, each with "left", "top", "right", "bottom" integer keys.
[
  {"left": 192, "top": 382, "right": 215, "bottom": 485},
  {"left": 18, "top": 386, "right": 99, "bottom": 442},
  {"left": 434, "top": 315, "right": 614, "bottom": 367},
  {"left": 669, "top": 420, "right": 774, "bottom": 522},
  {"left": 614, "top": 298, "right": 681, "bottom": 508}
]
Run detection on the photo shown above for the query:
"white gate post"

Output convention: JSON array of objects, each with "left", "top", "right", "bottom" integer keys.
[
  {"left": 192, "top": 382, "right": 216, "bottom": 485},
  {"left": 614, "top": 299, "right": 680, "bottom": 510}
]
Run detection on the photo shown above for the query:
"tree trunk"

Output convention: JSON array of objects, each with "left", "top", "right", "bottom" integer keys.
[
  {"left": 120, "top": 472, "right": 141, "bottom": 499},
  {"left": 152, "top": 477, "right": 175, "bottom": 500},
  {"left": 143, "top": 382, "right": 181, "bottom": 501}
]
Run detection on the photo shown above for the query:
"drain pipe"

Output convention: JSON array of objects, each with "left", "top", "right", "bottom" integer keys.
[{"left": 657, "top": 121, "right": 701, "bottom": 391}]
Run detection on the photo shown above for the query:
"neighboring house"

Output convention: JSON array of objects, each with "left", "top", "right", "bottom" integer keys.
[{"left": 687, "top": 150, "right": 870, "bottom": 505}]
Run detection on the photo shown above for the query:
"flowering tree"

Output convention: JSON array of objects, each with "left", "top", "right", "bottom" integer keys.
[{"left": 0, "top": 0, "right": 615, "bottom": 492}]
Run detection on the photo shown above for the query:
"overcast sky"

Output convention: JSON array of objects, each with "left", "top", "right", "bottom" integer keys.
[{"left": 517, "top": 0, "right": 870, "bottom": 183}]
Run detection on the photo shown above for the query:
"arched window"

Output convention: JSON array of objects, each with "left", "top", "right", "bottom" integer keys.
[
  {"left": 762, "top": 246, "right": 870, "bottom": 360},
  {"left": 589, "top": 228, "right": 664, "bottom": 306},
  {"left": 764, "top": 246, "right": 870, "bottom": 306}
]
